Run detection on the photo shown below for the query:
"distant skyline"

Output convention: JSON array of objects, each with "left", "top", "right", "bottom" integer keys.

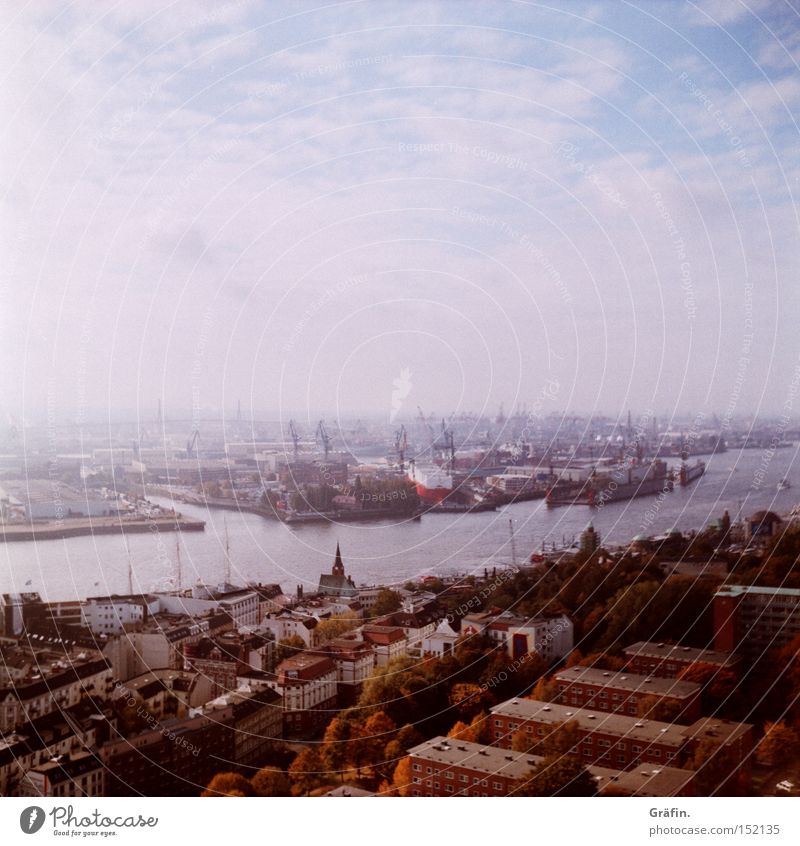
[{"left": 2, "top": 0, "right": 799, "bottom": 423}]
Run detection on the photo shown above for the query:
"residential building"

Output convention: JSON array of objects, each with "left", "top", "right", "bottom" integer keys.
[
  {"left": 18, "top": 752, "right": 105, "bottom": 797},
  {"left": 81, "top": 594, "right": 158, "bottom": 635},
  {"left": 461, "top": 611, "right": 573, "bottom": 663},
  {"left": 713, "top": 584, "right": 800, "bottom": 656},
  {"left": 405, "top": 736, "right": 695, "bottom": 797},
  {"left": 422, "top": 618, "right": 460, "bottom": 657},
  {"left": 0, "top": 641, "right": 113, "bottom": 732},
  {"left": 623, "top": 641, "right": 740, "bottom": 679},
  {"left": 262, "top": 609, "right": 320, "bottom": 647},
  {"left": 489, "top": 698, "right": 752, "bottom": 787},
  {"left": 554, "top": 666, "right": 702, "bottom": 723},
  {"left": 183, "top": 630, "right": 276, "bottom": 697},
  {"left": 271, "top": 653, "right": 338, "bottom": 738},
  {"left": 311, "top": 635, "right": 376, "bottom": 706},
  {"left": 111, "top": 668, "right": 214, "bottom": 718},
  {"left": 360, "top": 624, "right": 408, "bottom": 666}
]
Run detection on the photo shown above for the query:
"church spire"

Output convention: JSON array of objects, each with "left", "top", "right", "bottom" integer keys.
[{"left": 332, "top": 542, "right": 345, "bottom": 577}]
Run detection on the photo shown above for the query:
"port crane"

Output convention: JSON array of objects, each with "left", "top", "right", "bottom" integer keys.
[
  {"left": 287, "top": 420, "right": 301, "bottom": 460},
  {"left": 316, "top": 420, "right": 332, "bottom": 461},
  {"left": 394, "top": 424, "right": 408, "bottom": 470},
  {"left": 186, "top": 428, "right": 199, "bottom": 458}
]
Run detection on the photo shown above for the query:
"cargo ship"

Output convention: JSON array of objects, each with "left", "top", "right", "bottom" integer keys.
[
  {"left": 679, "top": 460, "right": 706, "bottom": 486},
  {"left": 407, "top": 461, "right": 454, "bottom": 504},
  {"left": 546, "top": 459, "right": 673, "bottom": 507}
]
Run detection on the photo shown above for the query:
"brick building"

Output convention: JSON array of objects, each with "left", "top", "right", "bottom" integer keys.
[
  {"left": 554, "top": 666, "right": 702, "bottom": 723},
  {"left": 406, "top": 736, "right": 695, "bottom": 797},
  {"left": 489, "top": 698, "right": 753, "bottom": 788},
  {"left": 623, "top": 641, "right": 740, "bottom": 679},
  {"left": 713, "top": 584, "right": 800, "bottom": 657}
]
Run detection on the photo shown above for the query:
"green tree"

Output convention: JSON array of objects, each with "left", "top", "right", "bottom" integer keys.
[
  {"left": 251, "top": 766, "right": 290, "bottom": 797},
  {"left": 511, "top": 755, "right": 597, "bottom": 796},
  {"left": 371, "top": 589, "right": 402, "bottom": 617},
  {"left": 275, "top": 634, "right": 306, "bottom": 664},
  {"left": 316, "top": 611, "right": 360, "bottom": 643}
]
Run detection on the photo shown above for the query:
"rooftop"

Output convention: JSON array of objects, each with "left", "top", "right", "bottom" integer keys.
[
  {"left": 623, "top": 641, "right": 738, "bottom": 667},
  {"left": 715, "top": 584, "right": 800, "bottom": 599},
  {"left": 555, "top": 666, "right": 701, "bottom": 699},
  {"left": 490, "top": 699, "right": 687, "bottom": 747}
]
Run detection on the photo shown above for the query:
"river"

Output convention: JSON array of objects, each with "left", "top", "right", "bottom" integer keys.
[{"left": 2, "top": 447, "right": 798, "bottom": 601}]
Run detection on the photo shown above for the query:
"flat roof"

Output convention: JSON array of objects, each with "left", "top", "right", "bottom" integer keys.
[
  {"left": 715, "top": 584, "right": 800, "bottom": 599},
  {"left": 408, "top": 737, "right": 695, "bottom": 797},
  {"left": 623, "top": 641, "right": 737, "bottom": 667},
  {"left": 490, "top": 699, "right": 687, "bottom": 747},
  {"left": 555, "top": 666, "right": 701, "bottom": 699}
]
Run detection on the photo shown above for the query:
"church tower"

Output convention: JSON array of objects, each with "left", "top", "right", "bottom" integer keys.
[{"left": 332, "top": 542, "right": 345, "bottom": 577}]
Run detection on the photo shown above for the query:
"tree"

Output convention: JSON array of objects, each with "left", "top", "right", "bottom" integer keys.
[
  {"left": 316, "top": 611, "right": 360, "bottom": 643},
  {"left": 251, "top": 766, "right": 290, "bottom": 797},
  {"left": 202, "top": 772, "right": 254, "bottom": 797},
  {"left": 321, "top": 716, "right": 352, "bottom": 780},
  {"left": 358, "top": 711, "right": 397, "bottom": 777},
  {"left": 289, "top": 746, "right": 327, "bottom": 796},
  {"left": 678, "top": 663, "right": 739, "bottom": 715},
  {"left": 389, "top": 757, "right": 413, "bottom": 796},
  {"left": 449, "top": 683, "right": 494, "bottom": 720},
  {"left": 447, "top": 721, "right": 475, "bottom": 742},
  {"left": 757, "top": 721, "right": 800, "bottom": 767},
  {"left": 690, "top": 738, "right": 741, "bottom": 796},
  {"left": 275, "top": 634, "right": 306, "bottom": 664},
  {"left": 511, "top": 755, "right": 597, "bottom": 796},
  {"left": 636, "top": 695, "right": 684, "bottom": 723},
  {"left": 372, "top": 589, "right": 402, "bottom": 617}
]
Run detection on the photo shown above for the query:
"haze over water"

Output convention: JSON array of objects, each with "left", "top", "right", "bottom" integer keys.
[{"left": 2, "top": 448, "right": 798, "bottom": 602}]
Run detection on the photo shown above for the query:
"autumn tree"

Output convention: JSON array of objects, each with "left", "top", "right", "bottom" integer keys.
[
  {"left": 202, "top": 772, "right": 254, "bottom": 797},
  {"left": 251, "top": 766, "right": 290, "bottom": 797},
  {"left": 321, "top": 716, "right": 352, "bottom": 780},
  {"left": 690, "top": 738, "right": 741, "bottom": 796},
  {"left": 449, "top": 683, "right": 495, "bottom": 720},
  {"left": 530, "top": 675, "right": 560, "bottom": 703},
  {"left": 289, "top": 746, "right": 327, "bottom": 796},
  {"left": 389, "top": 757, "right": 413, "bottom": 796},
  {"left": 636, "top": 695, "right": 684, "bottom": 723},
  {"left": 757, "top": 721, "right": 800, "bottom": 767},
  {"left": 511, "top": 756, "right": 597, "bottom": 796}
]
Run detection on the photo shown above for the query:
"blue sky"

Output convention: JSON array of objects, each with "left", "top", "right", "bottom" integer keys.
[{"left": 1, "top": 0, "right": 798, "bottom": 425}]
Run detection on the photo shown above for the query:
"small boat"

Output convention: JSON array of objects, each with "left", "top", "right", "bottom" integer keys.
[{"left": 778, "top": 478, "right": 792, "bottom": 491}]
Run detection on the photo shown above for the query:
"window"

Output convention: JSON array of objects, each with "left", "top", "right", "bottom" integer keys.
[
  {"left": 459, "top": 775, "right": 468, "bottom": 783},
  {"left": 653, "top": 750, "right": 661, "bottom": 758},
  {"left": 617, "top": 754, "right": 626, "bottom": 763},
  {"left": 446, "top": 771, "right": 454, "bottom": 779},
  {"left": 632, "top": 745, "right": 642, "bottom": 753},
  {"left": 445, "top": 785, "right": 454, "bottom": 793},
  {"left": 494, "top": 719, "right": 502, "bottom": 726},
  {"left": 473, "top": 777, "right": 480, "bottom": 784},
  {"left": 412, "top": 764, "right": 421, "bottom": 772},
  {"left": 426, "top": 767, "right": 433, "bottom": 774},
  {"left": 493, "top": 782, "right": 502, "bottom": 790},
  {"left": 412, "top": 777, "right": 420, "bottom": 784}
]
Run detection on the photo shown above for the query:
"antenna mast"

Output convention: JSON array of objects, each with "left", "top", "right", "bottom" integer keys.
[
  {"left": 125, "top": 537, "right": 133, "bottom": 595},
  {"left": 175, "top": 535, "right": 182, "bottom": 592},
  {"left": 224, "top": 516, "right": 231, "bottom": 585},
  {"left": 508, "top": 518, "right": 518, "bottom": 569}
]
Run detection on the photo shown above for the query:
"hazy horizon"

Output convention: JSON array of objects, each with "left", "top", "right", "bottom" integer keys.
[{"left": 2, "top": 0, "right": 798, "bottom": 424}]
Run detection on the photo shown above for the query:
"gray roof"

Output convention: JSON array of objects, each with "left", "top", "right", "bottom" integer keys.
[
  {"left": 555, "top": 666, "right": 701, "bottom": 699},
  {"left": 490, "top": 699, "right": 687, "bottom": 747},
  {"left": 623, "top": 641, "right": 738, "bottom": 667}
]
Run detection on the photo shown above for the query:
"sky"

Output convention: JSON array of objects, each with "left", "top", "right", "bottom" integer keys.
[{"left": 1, "top": 0, "right": 799, "bottom": 428}]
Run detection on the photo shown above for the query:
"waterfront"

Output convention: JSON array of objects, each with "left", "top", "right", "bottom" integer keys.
[{"left": 2, "top": 448, "right": 798, "bottom": 601}]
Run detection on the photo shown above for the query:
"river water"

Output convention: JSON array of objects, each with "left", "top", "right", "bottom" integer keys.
[{"left": 2, "top": 448, "right": 798, "bottom": 601}]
